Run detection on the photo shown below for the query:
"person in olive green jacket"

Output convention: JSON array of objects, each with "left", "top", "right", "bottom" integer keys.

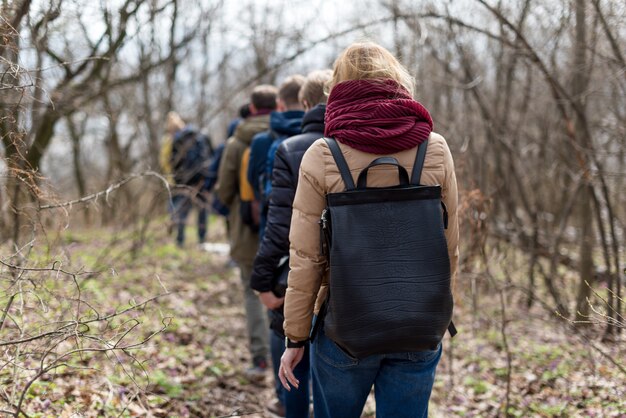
[{"left": 217, "top": 85, "right": 278, "bottom": 377}]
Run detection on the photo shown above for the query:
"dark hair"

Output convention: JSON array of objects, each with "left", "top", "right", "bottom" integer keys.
[
  {"left": 251, "top": 85, "right": 278, "bottom": 110},
  {"left": 239, "top": 103, "right": 251, "bottom": 119},
  {"left": 279, "top": 75, "right": 306, "bottom": 107}
]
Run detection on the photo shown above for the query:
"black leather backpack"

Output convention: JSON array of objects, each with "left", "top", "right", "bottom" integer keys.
[{"left": 317, "top": 137, "right": 456, "bottom": 359}]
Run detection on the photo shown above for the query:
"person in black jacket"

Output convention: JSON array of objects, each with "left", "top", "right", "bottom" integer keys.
[{"left": 250, "top": 70, "right": 332, "bottom": 418}]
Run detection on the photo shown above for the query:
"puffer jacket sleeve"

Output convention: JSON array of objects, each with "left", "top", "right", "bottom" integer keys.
[
  {"left": 441, "top": 140, "right": 459, "bottom": 292},
  {"left": 283, "top": 141, "right": 328, "bottom": 341},
  {"left": 216, "top": 137, "right": 238, "bottom": 208},
  {"left": 250, "top": 143, "right": 294, "bottom": 292}
]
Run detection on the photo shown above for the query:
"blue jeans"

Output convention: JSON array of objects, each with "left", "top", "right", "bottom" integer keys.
[
  {"left": 270, "top": 331, "right": 310, "bottom": 418},
  {"left": 311, "top": 327, "right": 441, "bottom": 418},
  {"left": 171, "top": 192, "right": 207, "bottom": 245}
]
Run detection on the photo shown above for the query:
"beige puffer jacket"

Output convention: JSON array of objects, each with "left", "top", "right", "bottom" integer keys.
[{"left": 283, "top": 132, "right": 459, "bottom": 341}]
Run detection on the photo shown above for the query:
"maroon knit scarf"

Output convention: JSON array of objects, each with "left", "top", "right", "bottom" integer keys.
[{"left": 324, "top": 79, "right": 433, "bottom": 154}]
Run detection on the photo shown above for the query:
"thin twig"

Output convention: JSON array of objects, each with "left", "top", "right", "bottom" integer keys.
[
  {"left": 38, "top": 171, "right": 170, "bottom": 210},
  {"left": 510, "top": 285, "right": 626, "bottom": 375},
  {"left": 0, "top": 259, "right": 90, "bottom": 276}
]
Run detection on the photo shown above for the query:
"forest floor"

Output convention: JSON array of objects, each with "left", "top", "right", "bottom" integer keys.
[{"left": 3, "top": 217, "right": 625, "bottom": 417}]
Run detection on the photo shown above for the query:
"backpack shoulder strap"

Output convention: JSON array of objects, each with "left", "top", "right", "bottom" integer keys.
[
  {"left": 411, "top": 138, "right": 429, "bottom": 186},
  {"left": 199, "top": 133, "right": 214, "bottom": 156},
  {"left": 323, "top": 137, "right": 355, "bottom": 191},
  {"left": 448, "top": 321, "right": 457, "bottom": 337}
]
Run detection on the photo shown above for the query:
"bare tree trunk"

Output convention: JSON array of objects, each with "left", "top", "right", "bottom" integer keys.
[
  {"left": 67, "top": 117, "right": 87, "bottom": 198},
  {"left": 0, "top": 0, "right": 31, "bottom": 37},
  {"left": 165, "top": 0, "right": 179, "bottom": 115},
  {"left": 141, "top": 63, "right": 160, "bottom": 169},
  {"left": 527, "top": 215, "right": 539, "bottom": 309},
  {"left": 197, "top": 25, "right": 212, "bottom": 130},
  {"left": 576, "top": 186, "right": 595, "bottom": 321},
  {"left": 572, "top": 0, "right": 594, "bottom": 324},
  {"left": 67, "top": 115, "right": 90, "bottom": 224},
  {"left": 27, "top": 106, "right": 65, "bottom": 169},
  {"left": 390, "top": 0, "right": 403, "bottom": 61},
  {"left": 1, "top": 8, "right": 31, "bottom": 245},
  {"left": 102, "top": 94, "right": 129, "bottom": 224}
]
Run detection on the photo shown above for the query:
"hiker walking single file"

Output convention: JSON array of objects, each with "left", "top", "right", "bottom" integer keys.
[{"left": 279, "top": 42, "right": 460, "bottom": 418}]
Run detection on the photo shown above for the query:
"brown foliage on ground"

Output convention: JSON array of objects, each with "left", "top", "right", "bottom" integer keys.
[{"left": 1, "top": 219, "right": 624, "bottom": 417}]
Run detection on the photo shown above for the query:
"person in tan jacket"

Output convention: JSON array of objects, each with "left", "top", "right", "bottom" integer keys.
[
  {"left": 217, "top": 85, "right": 278, "bottom": 377},
  {"left": 278, "top": 42, "right": 459, "bottom": 418}
]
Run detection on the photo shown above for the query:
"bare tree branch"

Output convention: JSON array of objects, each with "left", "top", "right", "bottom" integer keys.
[{"left": 38, "top": 171, "right": 170, "bottom": 210}]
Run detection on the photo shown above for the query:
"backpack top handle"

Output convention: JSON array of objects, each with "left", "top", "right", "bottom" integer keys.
[
  {"left": 356, "top": 157, "right": 409, "bottom": 189},
  {"left": 323, "top": 137, "right": 430, "bottom": 191}
]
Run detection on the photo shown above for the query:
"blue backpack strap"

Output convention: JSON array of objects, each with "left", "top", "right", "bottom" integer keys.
[
  {"left": 411, "top": 139, "right": 429, "bottom": 186},
  {"left": 323, "top": 137, "right": 356, "bottom": 191}
]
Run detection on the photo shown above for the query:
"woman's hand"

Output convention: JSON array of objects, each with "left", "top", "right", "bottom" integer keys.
[
  {"left": 279, "top": 347, "right": 305, "bottom": 391},
  {"left": 258, "top": 291, "right": 284, "bottom": 310}
]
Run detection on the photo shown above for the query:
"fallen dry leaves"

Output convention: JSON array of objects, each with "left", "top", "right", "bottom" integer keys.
[{"left": 1, "top": 221, "right": 624, "bottom": 417}]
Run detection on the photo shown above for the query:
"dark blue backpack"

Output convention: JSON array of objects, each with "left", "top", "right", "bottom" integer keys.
[{"left": 171, "top": 127, "right": 213, "bottom": 186}]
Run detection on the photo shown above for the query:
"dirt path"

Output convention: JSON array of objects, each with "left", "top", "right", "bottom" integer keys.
[
  {"left": 190, "top": 243, "right": 444, "bottom": 418},
  {"left": 159, "top": 245, "right": 276, "bottom": 417},
  {"left": 5, "top": 223, "right": 623, "bottom": 417},
  {"left": 164, "top": 239, "right": 624, "bottom": 417}
]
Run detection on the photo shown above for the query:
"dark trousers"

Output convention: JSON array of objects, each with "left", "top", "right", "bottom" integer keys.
[
  {"left": 171, "top": 190, "right": 208, "bottom": 245},
  {"left": 270, "top": 331, "right": 310, "bottom": 417}
]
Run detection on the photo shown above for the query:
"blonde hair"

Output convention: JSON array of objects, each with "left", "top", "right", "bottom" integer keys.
[
  {"left": 166, "top": 111, "right": 185, "bottom": 133},
  {"left": 328, "top": 42, "right": 415, "bottom": 97},
  {"left": 278, "top": 75, "right": 306, "bottom": 107},
  {"left": 299, "top": 69, "right": 333, "bottom": 107}
]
